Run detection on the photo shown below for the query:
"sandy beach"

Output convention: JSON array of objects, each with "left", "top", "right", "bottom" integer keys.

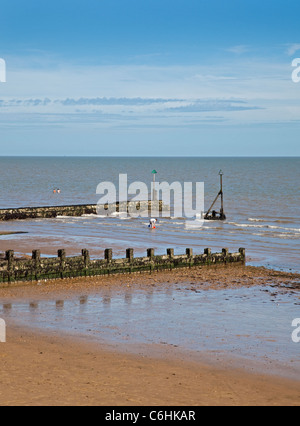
[
  {"left": 0, "top": 265, "right": 300, "bottom": 406},
  {"left": 1, "top": 324, "right": 299, "bottom": 406}
]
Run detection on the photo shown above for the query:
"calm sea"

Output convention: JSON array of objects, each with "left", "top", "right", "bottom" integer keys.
[{"left": 0, "top": 157, "right": 299, "bottom": 272}]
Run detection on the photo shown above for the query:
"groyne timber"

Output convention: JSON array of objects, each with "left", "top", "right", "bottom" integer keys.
[
  {"left": 0, "top": 248, "right": 246, "bottom": 285},
  {"left": 0, "top": 201, "right": 166, "bottom": 221}
]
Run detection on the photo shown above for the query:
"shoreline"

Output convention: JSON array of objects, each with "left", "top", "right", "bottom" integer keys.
[
  {"left": 1, "top": 265, "right": 300, "bottom": 406},
  {"left": 0, "top": 263, "right": 299, "bottom": 296}
]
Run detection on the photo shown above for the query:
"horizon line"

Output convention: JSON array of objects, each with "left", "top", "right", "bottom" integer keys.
[{"left": 0, "top": 155, "right": 299, "bottom": 159}]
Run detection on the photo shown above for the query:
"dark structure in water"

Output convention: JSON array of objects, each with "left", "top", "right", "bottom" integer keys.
[{"left": 204, "top": 170, "right": 226, "bottom": 221}]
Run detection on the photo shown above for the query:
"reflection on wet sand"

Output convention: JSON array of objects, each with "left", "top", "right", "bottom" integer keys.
[
  {"left": 124, "top": 291, "right": 132, "bottom": 305},
  {"left": 29, "top": 302, "right": 38, "bottom": 310},
  {"left": 1, "top": 280, "right": 300, "bottom": 382},
  {"left": 3, "top": 303, "right": 11, "bottom": 311},
  {"left": 102, "top": 295, "right": 111, "bottom": 305},
  {"left": 56, "top": 300, "right": 64, "bottom": 310},
  {"left": 79, "top": 296, "right": 88, "bottom": 305}
]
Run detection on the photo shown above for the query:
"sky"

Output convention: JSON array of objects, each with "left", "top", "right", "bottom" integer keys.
[{"left": 0, "top": 0, "right": 300, "bottom": 156}]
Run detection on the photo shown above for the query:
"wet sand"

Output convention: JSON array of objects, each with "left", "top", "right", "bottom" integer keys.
[
  {"left": 0, "top": 325, "right": 299, "bottom": 406},
  {"left": 1, "top": 265, "right": 300, "bottom": 406}
]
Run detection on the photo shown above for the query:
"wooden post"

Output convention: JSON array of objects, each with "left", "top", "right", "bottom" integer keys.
[
  {"left": 239, "top": 248, "right": 246, "bottom": 263},
  {"left": 126, "top": 248, "right": 134, "bottom": 262},
  {"left": 167, "top": 248, "right": 174, "bottom": 258},
  {"left": 5, "top": 250, "right": 14, "bottom": 282},
  {"left": 58, "top": 249, "right": 66, "bottom": 278},
  {"left": 32, "top": 250, "right": 41, "bottom": 281},
  {"left": 105, "top": 249, "right": 112, "bottom": 263},
  {"left": 82, "top": 249, "right": 90, "bottom": 269},
  {"left": 186, "top": 248, "right": 193, "bottom": 258},
  {"left": 204, "top": 248, "right": 212, "bottom": 264},
  {"left": 147, "top": 248, "right": 155, "bottom": 259}
]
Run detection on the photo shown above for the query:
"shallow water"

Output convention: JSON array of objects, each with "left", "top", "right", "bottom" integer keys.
[
  {"left": 2, "top": 282, "right": 300, "bottom": 378},
  {"left": 0, "top": 156, "right": 299, "bottom": 272}
]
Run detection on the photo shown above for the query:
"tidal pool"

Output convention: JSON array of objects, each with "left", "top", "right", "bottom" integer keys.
[{"left": 1, "top": 282, "right": 300, "bottom": 378}]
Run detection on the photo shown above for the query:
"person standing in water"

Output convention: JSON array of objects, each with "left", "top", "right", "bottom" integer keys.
[{"left": 149, "top": 218, "right": 157, "bottom": 229}]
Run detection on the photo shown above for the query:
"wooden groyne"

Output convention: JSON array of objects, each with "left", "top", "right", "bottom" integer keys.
[
  {"left": 0, "top": 247, "right": 246, "bottom": 285},
  {"left": 0, "top": 201, "right": 165, "bottom": 221}
]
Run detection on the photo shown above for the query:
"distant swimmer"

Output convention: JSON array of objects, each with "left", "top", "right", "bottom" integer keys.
[
  {"left": 57, "top": 188, "right": 61, "bottom": 194},
  {"left": 149, "top": 218, "right": 157, "bottom": 229}
]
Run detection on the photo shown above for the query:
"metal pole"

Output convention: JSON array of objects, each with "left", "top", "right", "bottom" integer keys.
[
  {"left": 219, "top": 170, "right": 225, "bottom": 219},
  {"left": 152, "top": 170, "right": 157, "bottom": 201},
  {"left": 220, "top": 171, "right": 223, "bottom": 214}
]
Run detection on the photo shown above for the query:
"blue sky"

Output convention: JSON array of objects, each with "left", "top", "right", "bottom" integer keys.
[{"left": 0, "top": 0, "right": 300, "bottom": 156}]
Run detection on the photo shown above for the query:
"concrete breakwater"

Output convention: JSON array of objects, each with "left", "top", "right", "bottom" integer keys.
[
  {"left": 0, "top": 201, "right": 165, "bottom": 221},
  {"left": 0, "top": 247, "right": 246, "bottom": 285}
]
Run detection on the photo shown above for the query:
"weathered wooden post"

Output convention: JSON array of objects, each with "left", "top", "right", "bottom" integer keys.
[
  {"left": 147, "top": 248, "right": 155, "bottom": 273},
  {"left": 186, "top": 248, "right": 193, "bottom": 267},
  {"left": 82, "top": 249, "right": 90, "bottom": 275},
  {"left": 167, "top": 248, "right": 174, "bottom": 258},
  {"left": 32, "top": 250, "right": 41, "bottom": 281},
  {"left": 239, "top": 248, "right": 246, "bottom": 264},
  {"left": 186, "top": 248, "right": 193, "bottom": 257},
  {"left": 186, "top": 248, "right": 193, "bottom": 268},
  {"left": 147, "top": 248, "right": 155, "bottom": 259},
  {"left": 5, "top": 250, "right": 14, "bottom": 282},
  {"left": 204, "top": 248, "right": 212, "bottom": 264},
  {"left": 167, "top": 248, "right": 174, "bottom": 270},
  {"left": 126, "top": 248, "right": 134, "bottom": 262},
  {"left": 105, "top": 248, "right": 112, "bottom": 263},
  {"left": 222, "top": 248, "right": 229, "bottom": 256},
  {"left": 58, "top": 249, "right": 66, "bottom": 279},
  {"left": 126, "top": 248, "right": 134, "bottom": 273},
  {"left": 222, "top": 248, "right": 229, "bottom": 263}
]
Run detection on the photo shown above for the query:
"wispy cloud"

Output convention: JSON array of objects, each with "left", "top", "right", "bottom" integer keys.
[
  {"left": 59, "top": 97, "right": 181, "bottom": 106},
  {"left": 226, "top": 45, "right": 250, "bottom": 55},
  {"left": 286, "top": 43, "right": 300, "bottom": 56},
  {"left": 0, "top": 96, "right": 261, "bottom": 113},
  {"left": 0, "top": 56, "right": 298, "bottom": 131},
  {"left": 165, "top": 99, "right": 261, "bottom": 113}
]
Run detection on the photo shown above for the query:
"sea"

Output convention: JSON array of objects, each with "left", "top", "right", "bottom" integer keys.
[{"left": 0, "top": 156, "right": 299, "bottom": 272}]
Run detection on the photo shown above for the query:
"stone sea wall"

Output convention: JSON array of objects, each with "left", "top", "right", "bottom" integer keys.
[
  {"left": 0, "top": 201, "right": 166, "bottom": 221},
  {"left": 0, "top": 247, "right": 246, "bottom": 285}
]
